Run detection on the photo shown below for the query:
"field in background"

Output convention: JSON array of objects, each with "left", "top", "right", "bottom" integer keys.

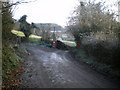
[
  {"left": 61, "top": 40, "right": 76, "bottom": 47},
  {"left": 11, "top": 30, "right": 76, "bottom": 47},
  {"left": 11, "top": 30, "right": 42, "bottom": 39}
]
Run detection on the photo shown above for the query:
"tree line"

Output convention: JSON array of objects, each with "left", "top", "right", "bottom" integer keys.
[{"left": 67, "top": 0, "right": 120, "bottom": 72}]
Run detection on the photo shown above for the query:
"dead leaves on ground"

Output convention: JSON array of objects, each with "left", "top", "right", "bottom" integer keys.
[{"left": 2, "top": 62, "right": 24, "bottom": 88}]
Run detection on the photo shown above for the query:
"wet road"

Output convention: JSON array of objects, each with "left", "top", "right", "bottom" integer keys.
[{"left": 20, "top": 45, "right": 119, "bottom": 88}]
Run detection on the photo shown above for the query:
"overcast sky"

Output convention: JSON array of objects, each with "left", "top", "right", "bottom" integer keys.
[{"left": 12, "top": 0, "right": 118, "bottom": 27}]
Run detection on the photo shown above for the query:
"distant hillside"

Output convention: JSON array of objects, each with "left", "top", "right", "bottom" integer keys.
[
  {"left": 35, "top": 23, "right": 66, "bottom": 32},
  {"left": 13, "top": 22, "right": 66, "bottom": 32}
]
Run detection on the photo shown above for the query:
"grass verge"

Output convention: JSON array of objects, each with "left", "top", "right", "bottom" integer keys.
[{"left": 70, "top": 48, "right": 120, "bottom": 79}]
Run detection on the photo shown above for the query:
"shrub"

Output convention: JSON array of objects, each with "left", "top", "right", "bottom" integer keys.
[{"left": 83, "top": 40, "right": 120, "bottom": 69}]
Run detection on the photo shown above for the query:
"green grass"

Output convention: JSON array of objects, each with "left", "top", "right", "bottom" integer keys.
[
  {"left": 62, "top": 40, "right": 76, "bottom": 47},
  {"left": 11, "top": 30, "right": 25, "bottom": 37},
  {"left": 11, "top": 30, "right": 42, "bottom": 39},
  {"left": 11, "top": 30, "right": 42, "bottom": 43},
  {"left": 29, "top": 38, "right": 41, "bottom": 43},
  {"left": 11, "top": 30, "right": 77, "bottom": 46}
]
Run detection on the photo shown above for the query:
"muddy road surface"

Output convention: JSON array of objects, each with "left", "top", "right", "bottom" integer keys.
[{"left": 20, "top": 44, "right": 119, "bottom": 88}]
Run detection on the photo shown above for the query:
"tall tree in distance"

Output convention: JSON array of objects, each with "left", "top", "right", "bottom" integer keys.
[{"left": 18, "top": 15, "right": 37, "bottom": 42}]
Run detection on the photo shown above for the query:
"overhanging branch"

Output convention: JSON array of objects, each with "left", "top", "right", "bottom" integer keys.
[
  {"left": 1, "top": 0, "right": 37, "bottom": 13},
  {"left": 1, "top": 0, "right": 37, "bottom": 9}
]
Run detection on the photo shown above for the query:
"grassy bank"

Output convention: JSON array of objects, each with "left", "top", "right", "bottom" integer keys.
[
  {"left": 70, "top": 47, "right": 120, "bottom": 79},
  {"left": 2, "top": 44, "right": 27, "bottom": 88}
]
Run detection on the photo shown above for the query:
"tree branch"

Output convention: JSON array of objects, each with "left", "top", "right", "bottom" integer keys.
[
  {"left": 1, "top": 0, "right": 37, "bottom": 9},
  {"left": 1, "top": 0, "right": 37, "bottom": 13}
]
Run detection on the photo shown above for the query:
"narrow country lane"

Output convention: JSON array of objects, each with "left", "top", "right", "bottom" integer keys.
[{"left": 20, "top": 44, "right": 119, "bottom": 88}]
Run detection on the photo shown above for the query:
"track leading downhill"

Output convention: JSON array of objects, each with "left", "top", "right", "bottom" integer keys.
[{"left": 20, "top": 45, "right": 119, "bottom": 88}]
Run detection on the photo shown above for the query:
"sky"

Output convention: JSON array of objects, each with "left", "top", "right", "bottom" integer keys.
[{"left": 12, "top": 0, "right": 118, "bottom": 27}]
